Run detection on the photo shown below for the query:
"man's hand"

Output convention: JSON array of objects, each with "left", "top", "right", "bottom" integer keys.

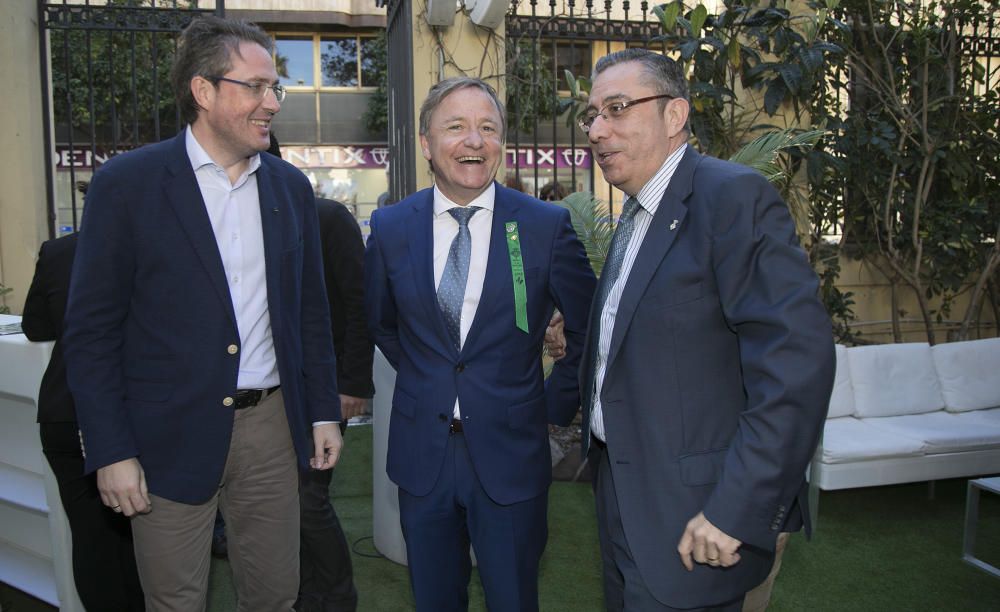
[
  {"left": 544, "top": 310, "right": 567, "bottom": 360},
  {"left": 677, "top": 512, "right": 742, "bottom": 570},
  {"left": 311, "top": 422, "right": 344, "bottom": 470},
  {"left": 97, "top": 457, "right": 151, "bottom": 517},
  {"left": 339, "top": 394, "right": 368, "bottom": 420}
]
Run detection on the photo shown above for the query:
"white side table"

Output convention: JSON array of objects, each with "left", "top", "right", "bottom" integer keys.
[{"left": 963, "top": 476, "right": 1000, "bottom": 578}]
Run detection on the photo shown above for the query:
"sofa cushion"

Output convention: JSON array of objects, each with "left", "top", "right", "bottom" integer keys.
[
  {"left": 862, "top": 411, "right": 1000, "bottom": 454},
  {"left": 957, "top": 407, "right": 1000, "bottom": 429},
  {"left": 932, "top": 337, "right": 1000, "bottom": 413},
  {"left": 847, "top": 343, "right": 945, "bottom": 418},
  {"left": 819, "top": 417, "right": 927, "bottom": 464},
  {"left": 827, "top": 344, "right": 855, "bottom": 418}
]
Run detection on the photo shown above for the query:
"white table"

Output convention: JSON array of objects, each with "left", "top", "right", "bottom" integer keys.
[
  {"left": 963, "top": 476, "right": 1000, "bottom": 579},
  {"left": 0, "top": 314, "right": 83, "bottom": 610}
]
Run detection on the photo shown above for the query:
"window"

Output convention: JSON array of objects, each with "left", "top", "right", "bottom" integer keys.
[
  {"left": 275, "top": 36, "right": 315, "bottom": 87},
  {"left": 272, "top": 33, "right": 379, "bottom": 90}
]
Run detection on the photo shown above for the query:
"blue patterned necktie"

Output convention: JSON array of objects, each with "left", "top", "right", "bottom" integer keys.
[
  {"left": 594, "top": 196, "right": 641, "bottom": 314},
  {"left": 438, "top": 206, "right": 481, "bottom": 351}
]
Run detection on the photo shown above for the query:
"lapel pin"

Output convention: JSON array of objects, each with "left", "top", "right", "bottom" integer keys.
[{"left": 670, "top": 219, "right": 679, "bottom": 230}]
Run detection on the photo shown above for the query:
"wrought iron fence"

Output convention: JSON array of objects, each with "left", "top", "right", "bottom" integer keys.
[{"left": 39, "top": 0, "right": 222, "bottom": 237}]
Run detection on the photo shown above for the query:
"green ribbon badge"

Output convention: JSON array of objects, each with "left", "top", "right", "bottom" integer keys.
[{"left": 505, "top": 221, "right": 529, "bottom": 333}]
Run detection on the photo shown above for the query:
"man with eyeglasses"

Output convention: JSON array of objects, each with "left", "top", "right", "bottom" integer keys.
[
  {"left": 62, "top": 16, "right": 343, "bottom": 611},
  {"left": 577, "top": 48, "right": 834, "bottom": 611}
]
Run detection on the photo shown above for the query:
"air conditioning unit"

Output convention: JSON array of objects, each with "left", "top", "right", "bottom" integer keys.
[{"left": 467, "top": 0, "right": 506, "bottom": 29}]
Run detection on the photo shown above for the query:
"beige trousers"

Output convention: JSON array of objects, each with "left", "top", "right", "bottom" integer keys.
[
  {"left": 742, "top": 531, "right": 791, "bottom": 612},
  {"left": 131, "top": 389, "right": 300, "bottom": 612}
]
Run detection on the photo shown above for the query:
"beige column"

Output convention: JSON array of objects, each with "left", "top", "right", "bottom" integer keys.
[
  {"left": 0, "top": 0, "right": 50, "bottom": 314},
  {"left": 410, "top": 1, "right": 506, "bottom": 191}
]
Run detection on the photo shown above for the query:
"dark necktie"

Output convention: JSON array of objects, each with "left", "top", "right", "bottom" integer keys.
[
  {"left": 594, "top": 196, "right": 641, "bottom": 316},
  {"left": 586, "top": 196, "right": 642, "bottom": 409},
  {"left": 437, "top": 206, "right": 481, "bottom": 351}
]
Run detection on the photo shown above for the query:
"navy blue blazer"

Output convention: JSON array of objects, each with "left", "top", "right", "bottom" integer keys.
[
  {"left": 62, "top": 131, "right": 341, "bottom": 504},
  {"left": 581, "top": 147, "right": 835, "bottom": 608},
  {"left": 365, "top": 183, "right": 596, "bottom": 505}
]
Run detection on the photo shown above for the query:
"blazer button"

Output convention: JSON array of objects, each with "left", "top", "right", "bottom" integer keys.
[
  {"left": 227, "top": 344, "right": 239, "bottom": 355},
  {"left": 223, "top": 396, "right": 234, "bottom": 407},
  {"left": 455, "top": 363, "right": 465, "bottom": 373}
]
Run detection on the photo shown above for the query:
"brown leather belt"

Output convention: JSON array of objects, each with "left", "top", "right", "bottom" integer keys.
[
  {"left": 449, "top": 419, "right": 464, "bottom": 434},
  {"left": 234, "top": 386, "right": 280, "bottom": 410}
]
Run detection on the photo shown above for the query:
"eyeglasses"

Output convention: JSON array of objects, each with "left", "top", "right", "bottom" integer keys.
[
  {"left": 578, "top": 94, "right": 674, "bottom": 133},
  {"left": 209, "top": 76, "right": 286, "bottom": 103}
]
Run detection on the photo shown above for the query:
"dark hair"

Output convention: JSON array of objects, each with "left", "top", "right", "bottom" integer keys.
[
  {"left": 539, "top": 181, "right": 568, "bottom": 201},
  {"left": 171, "top": 16, "right": 273, "bottom": 125},
  {"left": 593, "top": 48, "right": 690, "bottom": 129},
  {"left": 418, "top": 77, "right": 507, "bottom": 140},
  {"left": 504, "top": 176, "right": 526, "bottom": 192}
]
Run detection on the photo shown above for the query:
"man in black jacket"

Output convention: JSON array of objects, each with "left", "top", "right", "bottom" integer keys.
[
  {"left": 22, "top": 228, "right": 145, "bottom": 611},
  {"left": 296, "top": 197, "right": 373, "bottom": 612}
]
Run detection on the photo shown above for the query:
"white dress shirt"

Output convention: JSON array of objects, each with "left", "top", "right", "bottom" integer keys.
[
  {"left": 591, "top": 144, "right": 687, "bottom": 442},
  {"left": 185, "top": 128, "right": 279, "bottom": 391},
  {"left": 432, "top": 183, "right": 495, "bottom": 418}
]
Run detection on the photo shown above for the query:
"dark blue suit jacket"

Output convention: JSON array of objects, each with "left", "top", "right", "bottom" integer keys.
[
  {"left": 62, "top": 131, "right": 341, "bottom": 504},
  {"left": 581, "top": 147, "right": 835, "bottom": 607},
  {"left": 365, "top": 183, "right": 596, "bottom": 505}
]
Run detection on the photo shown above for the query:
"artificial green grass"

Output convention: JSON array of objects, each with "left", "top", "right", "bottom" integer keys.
[{"left": 3, "top": 424, "right": 997, "bottom": 611}]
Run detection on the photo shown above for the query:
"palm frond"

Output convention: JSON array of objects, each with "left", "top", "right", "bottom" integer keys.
[
  {"left": 729, "top": 128, "right": 827, "bottom": 183},
  {"left": 555, "top": 191, "right": 613, "bottom": 277}
]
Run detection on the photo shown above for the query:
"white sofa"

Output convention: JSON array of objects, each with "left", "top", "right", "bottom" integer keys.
[{"left": 810, "top": 338, "right": 1000, "bottom": 491}]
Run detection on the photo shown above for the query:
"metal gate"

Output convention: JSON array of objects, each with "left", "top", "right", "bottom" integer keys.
[
  {"left": 39, "top": 0, "right": 223, "bottom": 237},
  {"left": 505, "top": 1, "right": 661, "bottom": 205},
  {"left": 378, "top": 0, "right": 416, "bottom": 204}
]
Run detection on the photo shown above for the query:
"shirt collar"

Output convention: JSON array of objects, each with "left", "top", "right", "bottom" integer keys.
[
  {"left": 185, "top": 126, "right": 261, "bottom": 177},
  {"left": 632, "top": 143, "right": 687, "bottom": 214},
  {"left": 433, "top": 182, "right": 496, "bottom": 218}
]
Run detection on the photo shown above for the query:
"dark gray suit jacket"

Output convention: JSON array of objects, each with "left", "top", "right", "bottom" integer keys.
[{"left": 581, "top": 146, "right": 835, "bottom": 608}]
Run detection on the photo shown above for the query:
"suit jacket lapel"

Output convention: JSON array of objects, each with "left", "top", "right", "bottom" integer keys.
[
  {"left": 255, "top": 160, "right": 283, "bottom": 325},
  {"left": 162, "top": 132, "right": 237, "bottom": 328},
  {"left": 408, "top": 190, "right": 455, "bottom": 353},
  {"left": 463, "top": 183, "right": 519, "bottom": 353},
  {"left": 606, "top": 147, "right": 699, "bottom": 369}
]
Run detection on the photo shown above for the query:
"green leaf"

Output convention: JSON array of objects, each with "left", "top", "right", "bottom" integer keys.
[
  {"left": 728, "top": 37, "right": 741, "bottom": 69},
  {"left": 663, "top": 2, "right": 681, "bottom": 31},
  {"left": 690, "top": 4, "right": 708, "bottom": 38},
  {"left": 763, "top": 78, "right": 787, "bottom": 115}
]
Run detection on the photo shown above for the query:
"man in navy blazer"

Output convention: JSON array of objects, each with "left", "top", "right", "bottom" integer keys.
[
  {"left": 365, "top": 77, "right": 595, "bottom": 611},
  {"left": 578, "top": 49, "right": 835, "bottom": 610},
  {"left": 62, "top": 17, "right": 342, "bottom": 611}
]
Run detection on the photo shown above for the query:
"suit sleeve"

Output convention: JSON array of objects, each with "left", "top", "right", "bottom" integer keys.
[
  {"left": 544, "top": 207, "right": 597, "bottom": 426},
  {"left": 364, "top": 210, "right": 401, "bottom": 370},
  {"left": 297, "top": 188, "right": 342, "bottom": 424},
  {"left": 61, "top": 172, "right": 140, "bottom": 472},
  {"left": 321, "top": 203, "right": 375, "bottom": 398},
  {"left": 701, "top": 171, "right": 835, "bottom": 550},
  {"left": 21, "top": 241, "right": 58, "bottom": 342}
]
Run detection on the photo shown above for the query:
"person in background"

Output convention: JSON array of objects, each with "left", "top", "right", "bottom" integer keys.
[
  {"left": 578, "top": 48, "right": 834, "bottom": 611},
  {"left": 539, "top": 181, "right": 568, "bottom": 202},
  {"left": 22, "top": 181, "right": 145, "bottom": 612},
  {"left": 287, "top": 123, "right": 373, "bottom": 611},
  {"left": 365, "top": 76, "right": 595, "bottom": 611},
  {"left": 61, "top": 16, "right": 343, "bottom": 610}
]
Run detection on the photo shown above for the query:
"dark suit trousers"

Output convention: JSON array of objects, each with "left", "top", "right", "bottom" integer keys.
[
  {"left": 297, "top": 424, "right": 358, "bottom": 612},
  {"left": 40, "top": 422, "right": 145, "bottom": 611},
  {"left": 398, "top": 432, "right": 548, "bottom": 612},
  {"left": 592, "top": 444, "right": 743, "bottom": 612}
]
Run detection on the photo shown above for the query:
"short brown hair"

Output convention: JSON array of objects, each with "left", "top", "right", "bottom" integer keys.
[{"left": 171, "top": 16, "right": 273, "bottom": 125}]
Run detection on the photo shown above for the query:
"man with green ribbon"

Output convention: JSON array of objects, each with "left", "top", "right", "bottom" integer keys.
[{"left": 364, "top": 76, "right": 596, "bottom": 612}]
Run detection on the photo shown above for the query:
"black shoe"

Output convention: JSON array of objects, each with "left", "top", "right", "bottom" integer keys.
[{"left": 211, "top": 532, "right": 228, "bottom": 559}]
